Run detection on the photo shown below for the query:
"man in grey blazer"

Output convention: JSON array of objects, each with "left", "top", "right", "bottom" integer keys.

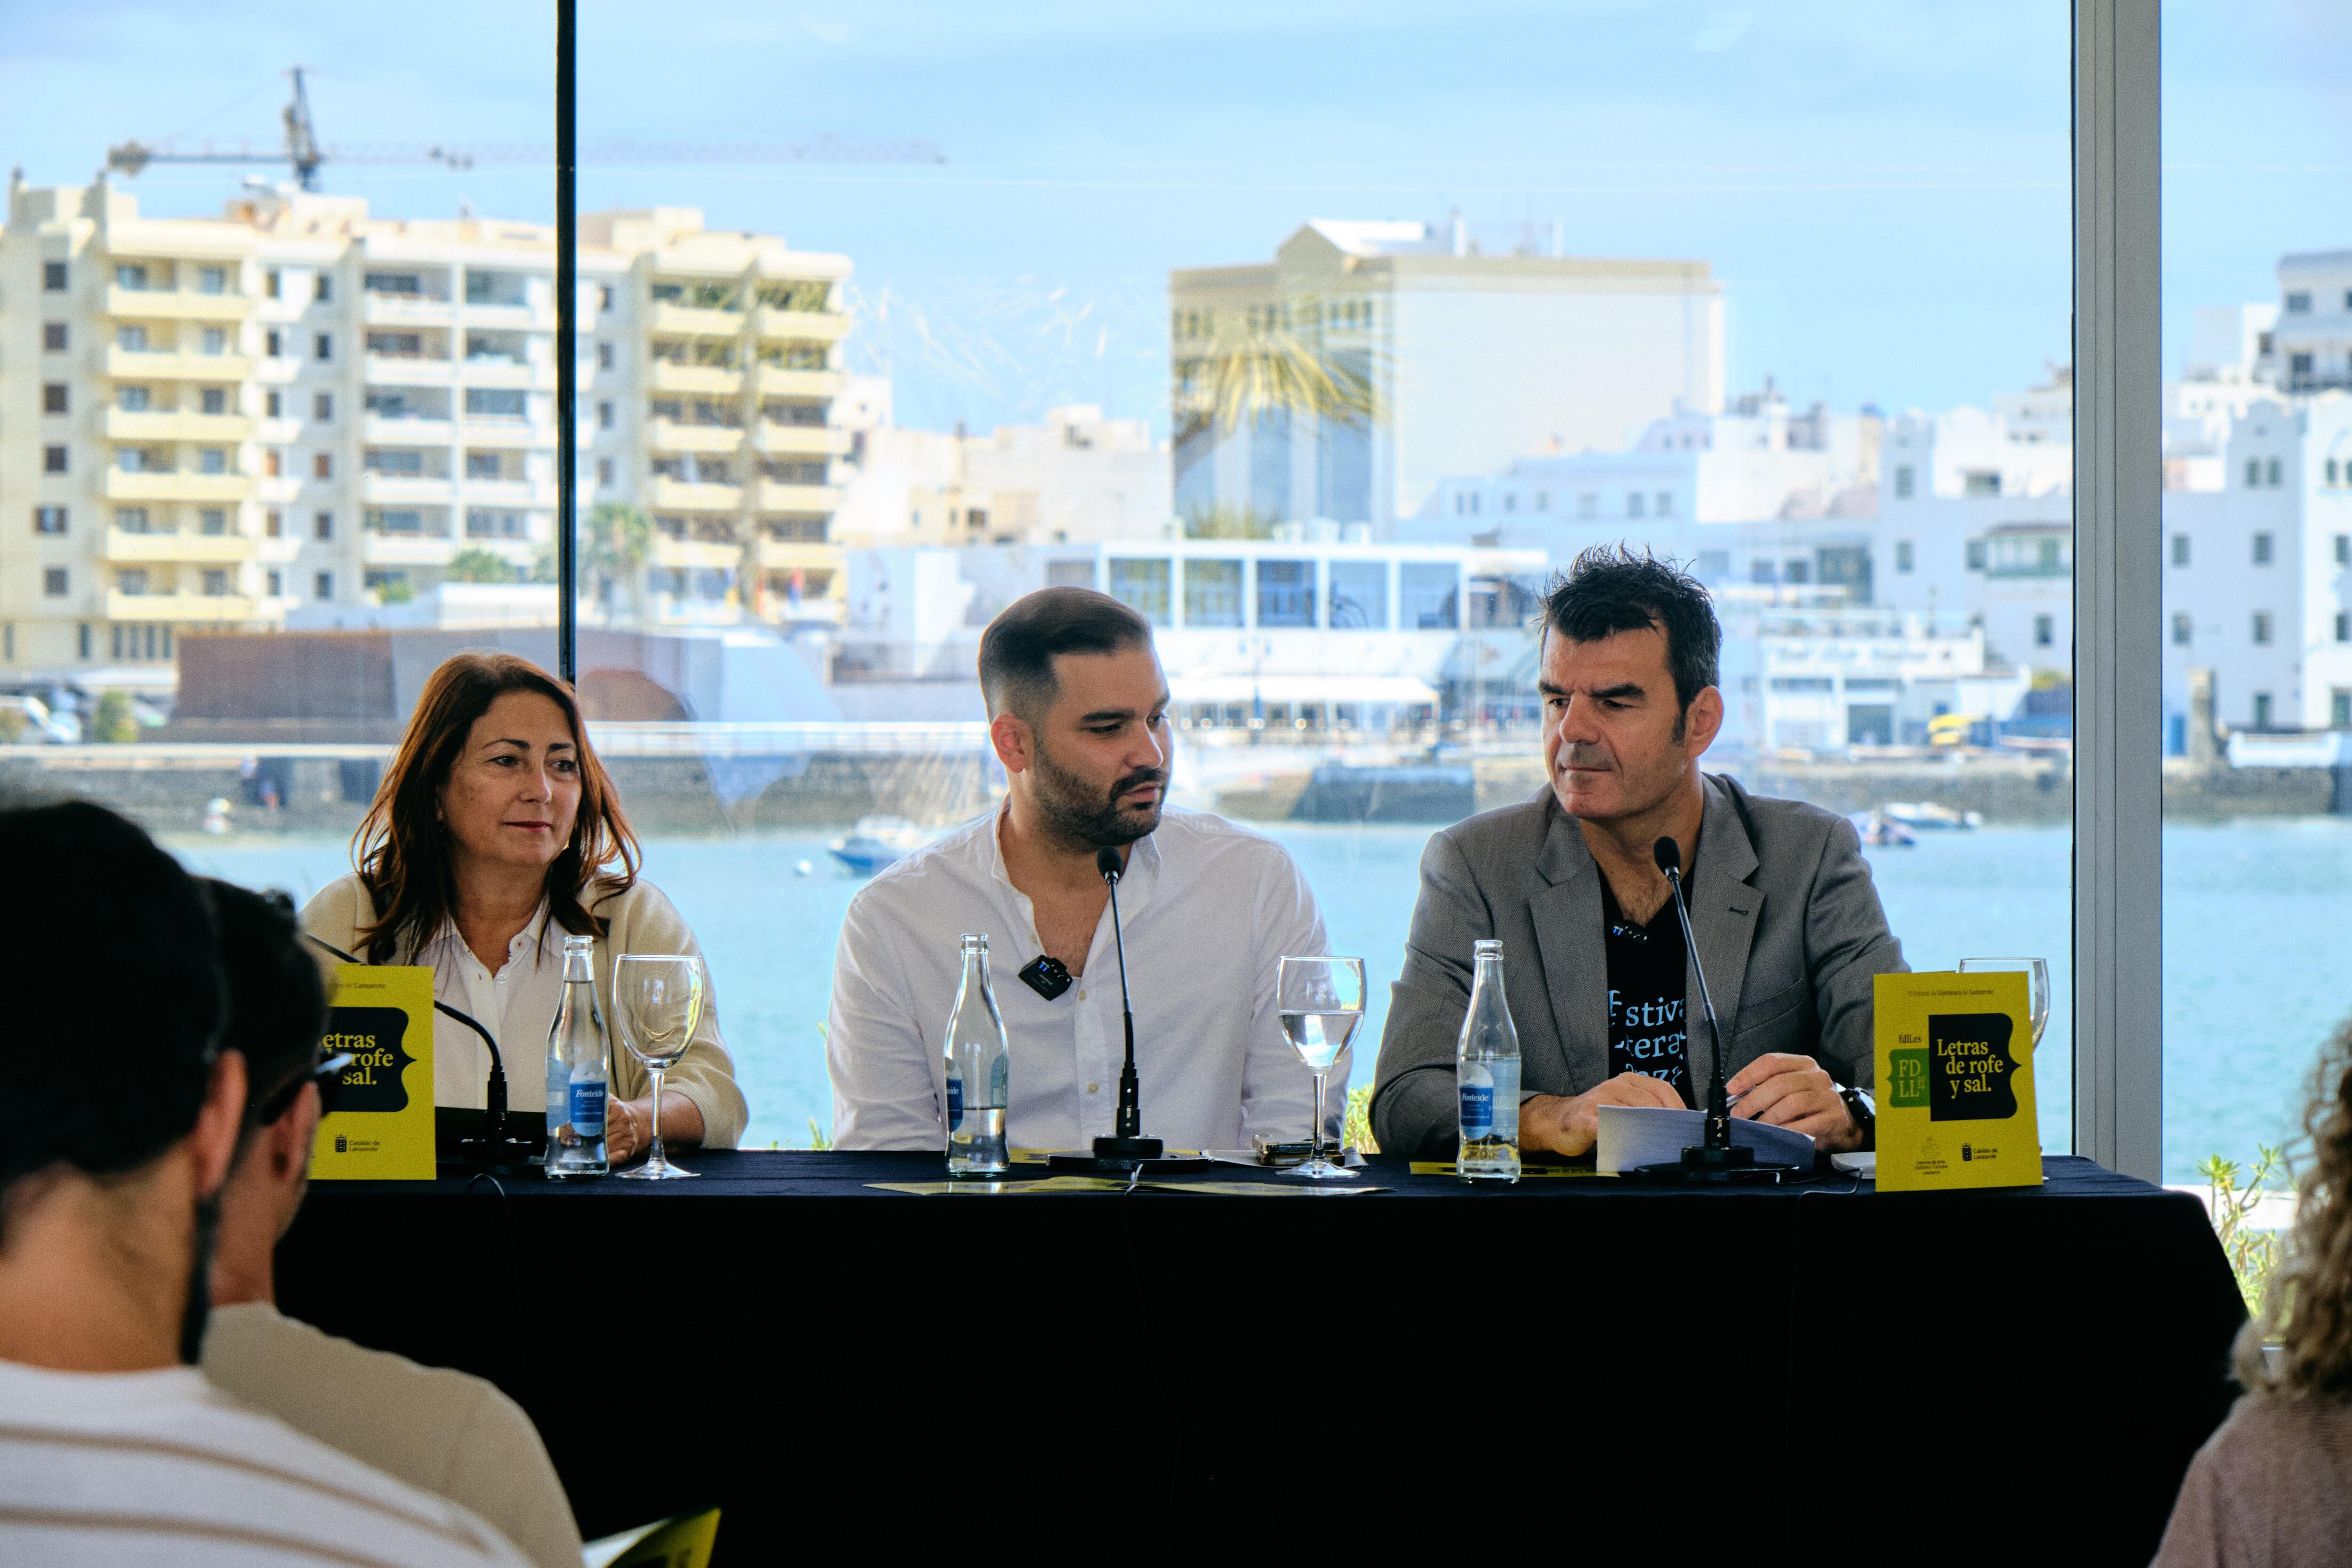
[{"left": 1371, "top": 547, "right": 1906, "bottom": 1161}]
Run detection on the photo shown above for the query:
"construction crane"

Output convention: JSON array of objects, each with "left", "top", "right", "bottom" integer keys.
[{"left": 108, "top": 66, "right": 942, "bottom": 194}]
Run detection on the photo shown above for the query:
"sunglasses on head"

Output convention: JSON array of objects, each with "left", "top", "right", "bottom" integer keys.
[{"left": 257, "top": 1049, "right": 356, "bottom": 1126}]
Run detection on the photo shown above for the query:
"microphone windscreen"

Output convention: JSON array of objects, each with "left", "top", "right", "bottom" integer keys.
[
  {"left": 1096, "top": 846, "right": 1123, "bottom": 883},
  {"left": 1652, "top": 836, "right": 1680, "bottom": 876}
]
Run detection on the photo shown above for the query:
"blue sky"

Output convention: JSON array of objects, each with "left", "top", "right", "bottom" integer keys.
[{"left": 3, "top": 0, "right": 2345, "bottom": 437}]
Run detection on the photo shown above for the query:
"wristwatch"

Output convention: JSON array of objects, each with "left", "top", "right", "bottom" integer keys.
[{"left": 1837, "top": 1085, "right": 1875, "bottom": 1150}]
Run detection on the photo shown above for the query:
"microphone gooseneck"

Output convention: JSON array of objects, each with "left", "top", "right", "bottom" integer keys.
[
  {"left": 1652, "top": 836, "right": 1732, "bottom": 1152},
  {"left": 1096, "top": 847, "right": 1142, "bottom": 1140}
]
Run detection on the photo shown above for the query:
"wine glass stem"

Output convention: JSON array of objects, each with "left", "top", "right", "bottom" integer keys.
[
  {"left": 647, "top": 1066, "right": 666, "bottom": 1168},
  {"left": 1312, "top": 1069, "right": 1328, "bottom": 1166}
]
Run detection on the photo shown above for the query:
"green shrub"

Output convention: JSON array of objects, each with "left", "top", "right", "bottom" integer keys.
[{"left": 89, "top": 689, "right": 139, "bottom": 744}]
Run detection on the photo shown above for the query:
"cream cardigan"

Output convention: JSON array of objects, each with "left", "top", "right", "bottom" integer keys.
[{"left": 301, "top": 873, "right": 748, "bottom": 1149}]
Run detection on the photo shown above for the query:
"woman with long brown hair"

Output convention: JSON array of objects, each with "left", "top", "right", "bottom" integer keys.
[
  {"left": 301, "top": 651, "right": 746, "bottom": 1159},
  {"left": 2154, "top": 1020, "right": 2352, "bottom": 1564}
]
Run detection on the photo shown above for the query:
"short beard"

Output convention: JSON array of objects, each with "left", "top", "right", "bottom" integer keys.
[
  {"left": 1029, "top": 737, "right": 1166, "bottom": 851},
  {"left": 179, "top": 1195, "right": 221, "bottom": 1366}
]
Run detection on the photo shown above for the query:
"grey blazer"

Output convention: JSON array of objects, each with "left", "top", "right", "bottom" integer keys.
[{"left": 1369, "top": 775, "right": 1907, "bottom": 1158}]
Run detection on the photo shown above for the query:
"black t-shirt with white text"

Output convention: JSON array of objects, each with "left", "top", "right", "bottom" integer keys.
[{"left": 1601, "top": 875, "right": 1694, "bottom": 1105}]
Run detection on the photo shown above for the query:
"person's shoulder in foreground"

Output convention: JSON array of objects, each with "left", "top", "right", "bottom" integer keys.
[
  {"left": 0, "top": 1358, "right": 532, "bottom": 1567},
  {"left": 2152, "top": 1393, "right": 2352, "bottom": 1568},
  {"left": 2155, "top": 1014, "right": 2352, "bottom": 1568},
  {"left": 0, "top": 798, "right": 531, "bottom": 1568},
  {"left": 199, "top": 876, "right": 580, "bottom": 1568},
  {"left": 205, "top": 1303, "right": 578, "bottom": 1568}
]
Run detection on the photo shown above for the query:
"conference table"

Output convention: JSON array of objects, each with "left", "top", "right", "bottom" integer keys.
[{"left": 278, "top": 1151, "right": 2244, "bottom": 1566}]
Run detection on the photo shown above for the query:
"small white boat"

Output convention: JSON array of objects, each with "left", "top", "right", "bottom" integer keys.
[
  {"left": 1884, "top": 801, "right": 1982, "bottom": 832},
  {"left": 827, "top": 816, "right": 930, "bottom": 876}
]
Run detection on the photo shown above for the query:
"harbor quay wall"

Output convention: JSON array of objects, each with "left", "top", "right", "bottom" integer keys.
[
  {"left": 1210, "top": 753, "right": 2345, "bottom": 825},
  {"left": 0, "top": 745, "right": 994, "bottom": 837}
]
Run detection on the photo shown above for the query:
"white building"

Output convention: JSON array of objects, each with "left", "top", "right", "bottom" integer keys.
[
  {"left": 836, "top": 537, "right": 1547, "bottom": 737},
  {"left": 2261, "top": 251, "right": 2352, "bottom": 395},
  {"left": 1168, "top": 218, "right": 1723, "bottom": 537},
  {"left": 1404, "top": 384, "right": 1883, "bottom": 602},
  {"left": 2162, "top": 394, "right": 2352, "bottom": 738},
  {"left": 828, "top": 385, "right": 1170, "bottom": 549}
]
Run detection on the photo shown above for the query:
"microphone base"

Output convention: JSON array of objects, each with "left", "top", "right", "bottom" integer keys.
[
  {"left": 1047, "top": 1145, "right": 1213, "bottom": 1176},
  {"left": 450, "top": 1134, "right": 541, "bottom": 1175},
  {"left": 1627, "top": 1143, "right": 1807, "bottom": 1185}
]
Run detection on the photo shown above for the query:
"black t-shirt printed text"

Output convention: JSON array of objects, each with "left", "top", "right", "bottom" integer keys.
[{"left": 1601, "top": 875, "right": 1693, "bottom": 1105}]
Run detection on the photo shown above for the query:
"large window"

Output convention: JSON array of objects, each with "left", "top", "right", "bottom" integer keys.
[
  {"left": 5, "top": 0, "right": 2093, "bottom": 1161},
  {"left": 2160, "top": 3, "right": 2352, "bottom": 1194}
]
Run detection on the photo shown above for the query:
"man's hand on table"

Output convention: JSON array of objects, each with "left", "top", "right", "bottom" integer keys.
[
  {"left": 1520, "top": 1073, "right": 1686, "bottom": 1158},
  {"left": 1727, "top": 1053, "right": 1864, "bottom": 1153}
]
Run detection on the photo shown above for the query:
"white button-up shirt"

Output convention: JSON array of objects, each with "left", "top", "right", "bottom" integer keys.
[
  {"left": 827, "top": 807, "right": 1339, "bottom": 1153},
  {"left": 416, "top": 904, "right": 564, "bottom": 1109}
]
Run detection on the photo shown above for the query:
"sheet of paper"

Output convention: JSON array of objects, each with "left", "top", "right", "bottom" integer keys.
[
  {"left": 866, "top": 1175, "right": 1136, "bottom": 1196},
  {"left": 1594, "top": 1104, "right": 1815, "bottom": 1173},
  {"left": 1137, "top": 1180, "right": 1389, "bottom": 1197},
  {"left": 1408, "top": 1162, "right": 1611, "bottom": 1178}
]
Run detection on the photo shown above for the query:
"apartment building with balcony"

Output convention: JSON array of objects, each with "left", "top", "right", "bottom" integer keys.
[
  {"left": 0, "top": 177, "right": 854, "bottom": 690},
  {"left": 579, "top": 207, "right": 852, "bottom": 630}
]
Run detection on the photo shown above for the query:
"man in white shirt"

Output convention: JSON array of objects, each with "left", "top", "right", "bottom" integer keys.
[
  {"left": 829, "top": 586, "right": 1338, "bottom": 1153},
  {"left": 200, "top": 877, "right": 584, "bottom": 1568},
  {"left": 0, "top": 800, "right": 531, "bottom": 1568}
]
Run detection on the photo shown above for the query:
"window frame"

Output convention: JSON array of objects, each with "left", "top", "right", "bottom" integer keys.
[{"left": 2072, "top": 0, "right": 2161, "bottom": 1180}]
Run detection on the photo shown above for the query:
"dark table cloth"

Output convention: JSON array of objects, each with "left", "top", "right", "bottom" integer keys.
[{"left": 277, "top": 1151, "right": 2245, "bottom": 1566}]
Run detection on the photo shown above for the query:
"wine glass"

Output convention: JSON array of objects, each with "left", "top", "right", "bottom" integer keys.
[
  {"left": 612, "top": 954, "right": 707, "bottom": 1180},
  {"left": 1956, "top": 957, "right": 2051, "bottom": 1049},
  {"left": 1276, "top": 956, "right": 1365, "bottom": 1180}
]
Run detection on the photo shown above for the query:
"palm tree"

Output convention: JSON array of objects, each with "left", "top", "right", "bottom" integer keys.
[
  {"left": 584, "top": 503, "right": 654, "bottom": 624},
  {"left": 1171, "top": 309, "right": 1383, "bottom": 451}
]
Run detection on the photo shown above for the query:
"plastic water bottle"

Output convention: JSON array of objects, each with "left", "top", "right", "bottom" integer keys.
[
  {"left": 1456, "top": 938, "right": 1521, "bottom": 1181},
  {"left": 545, "top": 934, "right": 609, "bottom": 1179},
  {"left": 944, "top": 933, "right": 1010, "bottom": 1176}
]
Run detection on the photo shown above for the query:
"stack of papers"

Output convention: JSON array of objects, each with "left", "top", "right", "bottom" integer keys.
[{"left": 1594, "top": 1105, "right": 1816, "bottom": 1173}]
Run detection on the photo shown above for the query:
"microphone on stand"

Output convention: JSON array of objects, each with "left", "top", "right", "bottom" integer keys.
[
  {"left": 1045, "top": 846, "right": 1209, "bottom": 1174},
  {"left": 1091, "top": 846, "right": 1157, "bottom": 1160},
  {"left": 1630, "top": 836, "right": 1800, "bottom": 1184}
]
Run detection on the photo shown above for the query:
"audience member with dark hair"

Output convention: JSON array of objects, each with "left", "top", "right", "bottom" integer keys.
[
  {"left": 1371, "top": 545, "right": 1908, "bottom": 1159},
  {"left": 199, "top": 880, "right": 584, "bottom": 1568},
  {"left": 827, "top": 586, "right": 1336, "bottom": 1150},
  {"left": 301, "top": 649, "right": 746, "bottom": 1160},
  {"left": 2154, "top": 1017, "right": 2352, "bottom": 1566},
  {"left": 0, "top": 800, "right": 531, "bottom": 1566}
]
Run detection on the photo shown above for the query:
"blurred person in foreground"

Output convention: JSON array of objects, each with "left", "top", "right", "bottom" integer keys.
[
  {"left": 302, "top": 650, "right": 747, "bottom": 1160},
  {"left": 0, "top": 799, "right": 530, "bottom": 1567},
  {"left": 1371, "top": 546, "right": 1906, "bottom": 1160},
  {"left": 202, "top": 878, "right": 583, "bottom": 1568},
  {"left": 827, "top": 586, "right": 1336, "bottom": 1152},
  {"left": 2153, "top": 1018, "right": 2352, "bottom": 1567}
]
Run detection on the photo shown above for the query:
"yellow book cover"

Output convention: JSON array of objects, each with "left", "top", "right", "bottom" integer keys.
[
  {"left": 310, "top": 964, "right": 436, "bottom": 1181},
  {"left": 1873, "top": 971, "right": 2041, "bottom": 1192}
]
